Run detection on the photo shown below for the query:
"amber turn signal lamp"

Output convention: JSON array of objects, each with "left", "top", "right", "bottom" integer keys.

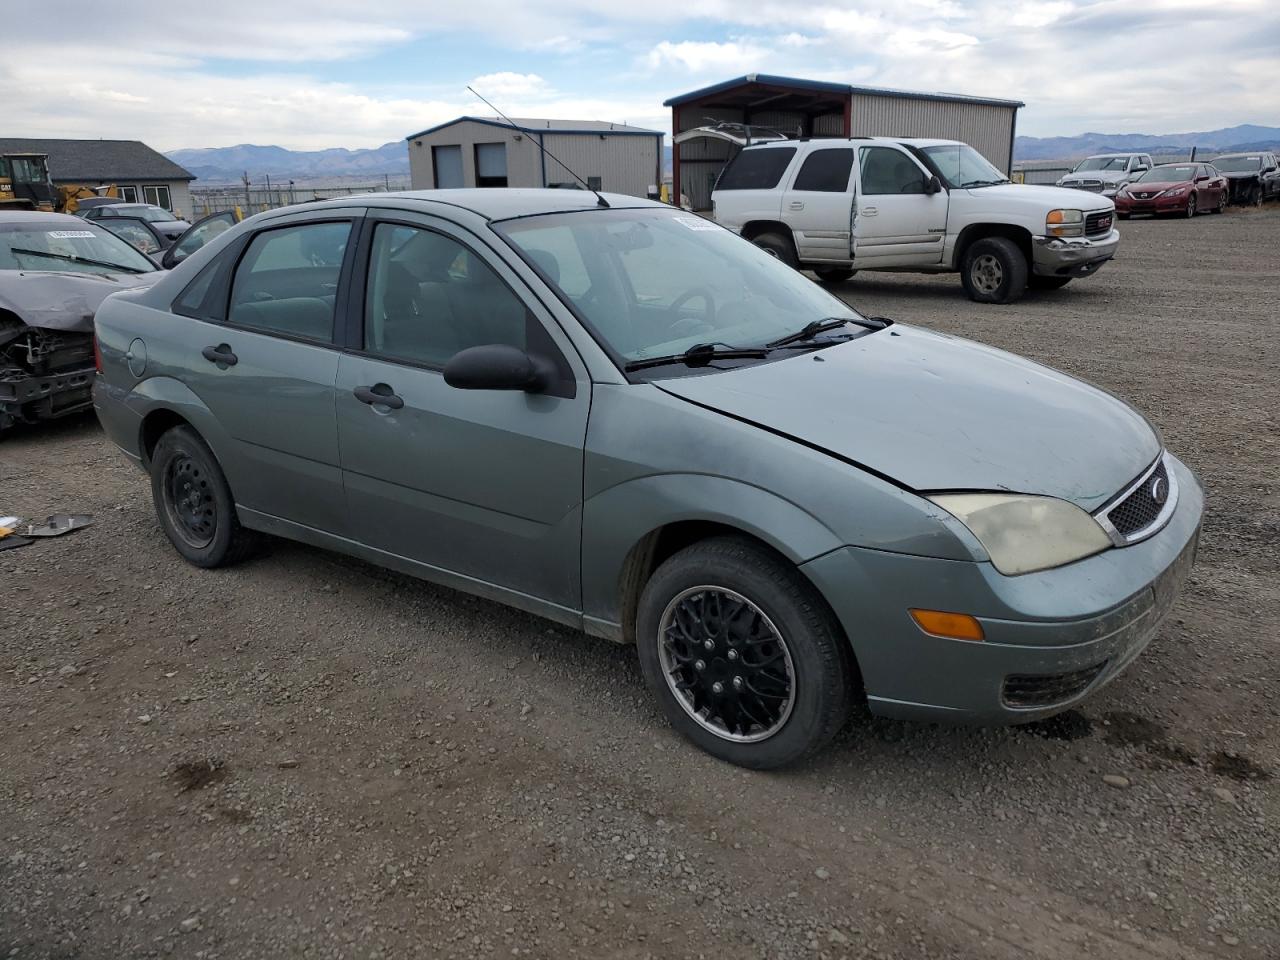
[{"left": 909, "top": 609, "right": 985, "bottom": 641}]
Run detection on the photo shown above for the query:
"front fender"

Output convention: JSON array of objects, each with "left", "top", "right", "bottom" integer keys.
[{"left": 580, "top": 472, "right": 843, "bottom": 629}]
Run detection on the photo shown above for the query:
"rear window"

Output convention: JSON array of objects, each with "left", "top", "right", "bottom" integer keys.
[{"left": 716, "top": 147, "right": 796, "bottom": 191}]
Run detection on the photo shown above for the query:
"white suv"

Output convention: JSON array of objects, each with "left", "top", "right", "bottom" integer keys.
[{"left": 711, "top": 137, "right": 1119, "bottom": 304}]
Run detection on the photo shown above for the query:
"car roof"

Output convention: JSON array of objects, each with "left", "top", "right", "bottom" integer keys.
[
  {"left": 305, "top": 188, "right": 667, "bottom": 222},
  {"left": 744, "top": 136, "right": 962, "bottom": 150},
  {"left": 0, "top": 210, "right": 99, "bottom": 226},
  {"left": 1086, "top": 152, "right": 1143, "bottom": 158},
  {"left": 1211, "top": 152, "right": 1266, "bottom": 159}
]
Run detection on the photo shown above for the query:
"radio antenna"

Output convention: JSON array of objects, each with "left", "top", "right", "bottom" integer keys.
[{"left": 466, "top": 85, "right": 610, "bottom": 208}]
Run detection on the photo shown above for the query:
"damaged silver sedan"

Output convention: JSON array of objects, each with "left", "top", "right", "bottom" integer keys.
[{"left": 1, "top": 212, "right": 160, "bottom": 436}]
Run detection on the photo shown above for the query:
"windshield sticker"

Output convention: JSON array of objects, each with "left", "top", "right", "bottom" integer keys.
[
  {"left": 675, "top": 217, "right": 719, "bottom": 232},
  {"left": 47, "top": 231, "right": 96, "bottom": 239}
]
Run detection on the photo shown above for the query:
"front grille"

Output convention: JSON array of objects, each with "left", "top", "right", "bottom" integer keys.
[
  {"left": 1131, "top": 190, "right": 1157, "bottom": 200},
  {"left": 1003, "top": 662, "right": 1107, "bottom": 708},
  {"left": 1085, "top": 211, "right": 1114, "bottom": 236},
  {"left": 1108, "top": 458, "right": 1169, "bottom": 536},
  {"left": 1065, "top": 179, "right": 1105, "bottom": 192}
]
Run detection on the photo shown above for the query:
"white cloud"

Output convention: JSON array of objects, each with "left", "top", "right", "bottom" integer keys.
[
  {"left": 645, "top": 39, "right": 769, "bottom": 72},
  {"left": 469, "top": 72, "right": 550, "bottom": 97}
]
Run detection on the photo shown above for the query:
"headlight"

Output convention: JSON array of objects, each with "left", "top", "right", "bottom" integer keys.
[
  {"left": 1162, "top": 186, "right": 1187, "bottom": 197},
  {"left": 1046, "top": 208, "right": 1084, "bottom": 238},
  {"left": 928, "top": 493, "right": 1113, "bottom": 576}
]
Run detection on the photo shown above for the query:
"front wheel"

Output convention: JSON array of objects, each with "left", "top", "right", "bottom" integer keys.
[
  {"left": 1184, "top": 194, "right": 1197, "bottom": 218},
  {"left": 636, "top": 537, "right": 854, "bottom": 769},
  {"left": 813, "top": 267, "right": 855, "bottom": 284},
  {"left": 150, "top": 425, "right": 257, "bottom": 568},
  {"left": 960, "top": 236, "right": 1028, "bottom": 304},
  {"left": 751, "top": 231, "right": 799, "bottom": 269}
]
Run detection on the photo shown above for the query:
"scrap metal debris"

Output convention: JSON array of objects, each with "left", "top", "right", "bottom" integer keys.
[{"left": 0, "top": 512, "right": 93, "bottom": 549}]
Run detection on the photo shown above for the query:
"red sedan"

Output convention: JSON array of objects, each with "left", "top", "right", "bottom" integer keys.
[{"left": 1115, "top": 162, "right": 1227, "bottom": 218}]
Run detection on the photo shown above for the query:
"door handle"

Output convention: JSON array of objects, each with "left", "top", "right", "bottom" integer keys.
[
  {"left": 353, "top": 383, "right": 404, "bottom": 410},
  {"left": 201, "top": 344, "right": 237, "bottom": 367},
  {"left": 862, "top": 207, "right": 878, "bottom": 216},
  {"left": 789, "top": 200, "right": 805, "bottom": 210}
]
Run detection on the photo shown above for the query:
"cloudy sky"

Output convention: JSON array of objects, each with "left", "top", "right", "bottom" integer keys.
[{"left": 5, "top": 0, "right": 1277, "bottom": 151}]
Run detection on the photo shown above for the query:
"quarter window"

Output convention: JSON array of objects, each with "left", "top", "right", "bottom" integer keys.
[
  {"left": 364, "top": 223, "right": 529, "bottom": 367},
  {"left": 859, "top": 147, "right": 928, "bottom": 195},
  {"left": 716, "top": 148, "right": 797, "bottom": 191},
  {"left": 792, "top": 148, "right": 854, "bottom": 192},
  {"left": 227, "top": 221, "right": 351, "bottom": 341}
]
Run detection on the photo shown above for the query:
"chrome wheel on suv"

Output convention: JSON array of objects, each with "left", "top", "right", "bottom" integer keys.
[{"left": 970, "top": 253, "right": 1003, "bottom": 294}]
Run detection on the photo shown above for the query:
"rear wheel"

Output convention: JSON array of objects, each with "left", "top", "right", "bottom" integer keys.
[
  {"left": 813, "top": 267, "right": 855, "bottom": 284},
  {"left": 1029, "top": 275, "right": 1072, "bottom": 290},
  {"left": 150, "top": 425, "right": 257, "bottom": 568},
  {"left": 1252, "top": 184, "right": 1264, "bottom": 208},
  {"left": 960, "top": 236, "right": 1028, "bottom": 305},
  {"left": 751, "top": 231, "right": 799, "bottom": 269},
  {"left": 1213, "top": 190, "right": 1226, "bottom": 214},
  {"left": 636, "top": 537, "right": 853, "bottom": 769}
]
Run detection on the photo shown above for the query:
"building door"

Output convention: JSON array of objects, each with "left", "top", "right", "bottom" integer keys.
[
  {"left": 474, "top": 143, "right": 508, "bottom": 187},
  {"left": 433, "top": 145, "right": 463, "bottom": 188}
]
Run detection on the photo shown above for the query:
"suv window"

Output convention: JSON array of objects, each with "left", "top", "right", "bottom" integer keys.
[
  {"left": 716, "top": 148, "right": 797, "bottom": 190},
  {"left": 792, "top": 148, "right": 854, "bottom": 192},
  {"left": 364, "top": 223, "right": 528, "bottom": 367},
  {"left": 227, "top": 221, "right": 350, "bottom": 341},
  {"left": 859, "top": 147, "right": 928, "bottom": 195}
]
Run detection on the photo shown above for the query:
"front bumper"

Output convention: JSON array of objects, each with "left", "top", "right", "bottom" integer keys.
[
  {"left": 0, "top": 362, "right": 95, "bottom": 426},
  {"left": 800, "top": 453, "right": 1204, "bottom": 724},
  {"left": 1115, "top": 193, "right": 1189, "bottom": 215},
  {"left": 1031, "top": 228, "right": 1119, "bottom": 278}
]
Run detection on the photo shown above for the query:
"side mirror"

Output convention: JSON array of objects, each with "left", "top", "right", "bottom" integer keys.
[
  {"left": 923, "top": 175, "right": 942, "bottom": 195},
  {"left": 1195, "top": 175, "right": 1209, "bottom": 182},
  {"left": 443, "top": 344, "right": 553, "bottom": 393}
]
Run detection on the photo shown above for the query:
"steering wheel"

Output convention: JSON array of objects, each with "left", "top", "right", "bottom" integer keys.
[{"left": 668, "top": 287, "right": 717, "bottom": 328}]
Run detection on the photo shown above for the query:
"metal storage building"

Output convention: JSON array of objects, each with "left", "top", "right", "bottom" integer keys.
[
  {"left": 665, "top": 75, "right": 1023, "bottom": 211},
  {"left": 405, "top": 117, "right": 664, "bottom": 198}
]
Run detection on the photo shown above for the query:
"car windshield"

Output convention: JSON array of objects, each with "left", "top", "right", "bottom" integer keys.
[
  {"left": 1073, "top": 157, "right": 1129, "bottom": 172},
  {"left": 0, "top": 222, "right": 155, "bottom": 274},
  {"left": 496, "top": 208, "right": 867, "bottom": 368},
  {"left": 919, "top": 144, "right": 1009, "bottom": 188},
  {"left": 1211, "top": 156, "right": 1262, "bottom": 172},
  {"left": 1137, "top": 165, "right": 1195, "bottom": 182}
]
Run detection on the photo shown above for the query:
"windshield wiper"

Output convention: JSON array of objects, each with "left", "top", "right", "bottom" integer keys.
[
  {"left": 624, "top": 342, "right": 769, "bottom": 372},
  {"left": 9, "top": 247, "right": 147, "bottom": 274},
  {"left": 766, "top": 316, "right": 889, "bottom": 349},
  {"left": 958, "top": 179, "right": 1010, "bottom": 189}
]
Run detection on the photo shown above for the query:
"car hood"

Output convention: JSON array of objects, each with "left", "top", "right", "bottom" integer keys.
[
  {"left": 971, "top": 182, "right": 1114, "bottom": 212},
  {"left": 0, "top": 269, "right": 162, "bottom": 333},
  {"left": 1219, "top": 171, "right": 1260, "bottom": 179},
  {"left": 655, "top": 325, "right": 1160, "bottom": 512}
]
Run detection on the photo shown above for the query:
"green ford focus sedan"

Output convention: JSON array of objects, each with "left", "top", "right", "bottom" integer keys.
[{"left": 93, "top": 189, "right": 1202, "bottom": 768}]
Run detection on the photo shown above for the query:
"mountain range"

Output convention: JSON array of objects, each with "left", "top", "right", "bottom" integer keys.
[{"left": 166, "top": 124, "right": 1280, "bottom": 182}]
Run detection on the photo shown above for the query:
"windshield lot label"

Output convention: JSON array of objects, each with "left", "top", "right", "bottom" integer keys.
[
  {"left": 47, "top": 231, "right": 96, "bottom": 239},
  {"left": 675, "top": 217, "right": 719, "bottom": 232}
]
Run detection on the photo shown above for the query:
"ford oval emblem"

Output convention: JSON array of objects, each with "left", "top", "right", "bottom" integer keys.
[{"left": 1150, "top": 476, "right": 1168, "bottom": 506}]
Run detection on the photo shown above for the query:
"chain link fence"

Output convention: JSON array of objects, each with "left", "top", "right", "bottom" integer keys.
[{"left": 189, "top": 178, "right": 412, "bottom": 218}]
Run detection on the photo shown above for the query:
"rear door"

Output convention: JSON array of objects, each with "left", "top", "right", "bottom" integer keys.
[
  {"left": 780, "top": 146, "right": 855, "bottom": 263},
  {"left": 851, "top": 145, "right": 948, "bottom": 265},
  {"left": 334, "top": 213, "right": 590, "bottom": 611},
  {"left": 176, "top": 210, "right": 358, "bottom": 535}
]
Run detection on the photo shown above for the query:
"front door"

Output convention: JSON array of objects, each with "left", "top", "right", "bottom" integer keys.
[
  {"left": 851, "top": 145, "right": 948, "bottom": 266},
  {"left": 780, "top": 146, "right": 856, "bottom": 263},
  {"left": 179, "top": 216, "right": 355, "bottom": 534},
  {"left": 335, "top": 216, "right": 590, "bottom": 612}
]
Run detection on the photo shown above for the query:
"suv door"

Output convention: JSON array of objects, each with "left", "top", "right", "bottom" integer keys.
[
  {"left": 851, "top": 146, "right": 947, "bottom": 265},
  {"left": 334, "top": 214, "right": 590, "bottom": 612},
  {"left": 780, "top": 147, "right": 855, "bottom": 263},
  {"left": 176, "top": 212, "right": 357, "bottom": 534}
]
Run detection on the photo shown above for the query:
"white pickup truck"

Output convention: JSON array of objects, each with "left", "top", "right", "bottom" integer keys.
[{"left": 708, "top": 136, "right": 1120, "bottom": 304}]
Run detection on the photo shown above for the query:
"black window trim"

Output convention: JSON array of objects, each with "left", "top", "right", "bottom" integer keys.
[
  {"left": 343, "top": 213, "right": 577, "bottom": 399},
  {"left": 171, "top": 216, "right": 360, "bottom": 349}
]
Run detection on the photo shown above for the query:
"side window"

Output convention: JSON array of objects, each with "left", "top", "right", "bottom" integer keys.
[
  {"left": 364, "top": 223, "right": 529, "bottom": 367},
  {"left": 859, "top": 147, "right": 928, "bottom": 195},
  {"left": 168, "top": 212, "right": 237, "bottom": 266},
  {"left": 227, "top": 221, "right": 351, "bottom": 341},
  {"left": 792, "top": 148, "right": 854, "bottom": 192},
  {"left": 716, "top": 148, "right": 797, "bottom": 190}
]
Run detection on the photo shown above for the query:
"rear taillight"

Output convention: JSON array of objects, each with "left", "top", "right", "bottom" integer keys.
[{"left": 93, "top": 334, "right": 103, "bottom": 374}]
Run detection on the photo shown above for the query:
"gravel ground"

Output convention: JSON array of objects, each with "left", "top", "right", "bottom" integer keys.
[{"left": 1, "top": 206, "right": 1277, "bottom": 960}]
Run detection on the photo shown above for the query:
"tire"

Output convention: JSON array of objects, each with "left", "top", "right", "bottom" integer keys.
[
  {"left": 1029, "top": 275, "right": 1072, "bottom": 290},
  {"left": 1252, "top": 185, "right": 1263, "bottom": 208},
  {"left": 751, "top": 231, "right": 799, "bottom": 269},
  {"left": 1212, "top": 192, "right": 1225, "bottom": 214},
  {"left": 1183, "top": 194, "right": 1196, "bottom": 218},
  {"left": 149, "top": 425, "right": 257, "bottom": 568},
  {"left": 813, "top": 267, "right": 855, "bottom": 284},
  {"left": 635, "top": 536, "right": 854, "bottom": 769},
  {"left": 960, "top": 236, "right": 1028, "bottom": 305}
]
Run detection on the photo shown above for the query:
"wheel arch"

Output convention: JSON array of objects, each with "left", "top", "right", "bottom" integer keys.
[
  {"left": 740, "top": 220, "right": 794, "bottom": 243},
  {"left": 951, "top": 222, "right": 1033, "bottom": 270},
  {"left": 129, "top": 376, "right": 230, "bottom": 470}
]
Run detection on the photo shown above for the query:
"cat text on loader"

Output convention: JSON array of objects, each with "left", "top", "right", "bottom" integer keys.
[{"left": 0, "top": 154, "right": 116, "bottom": 213}]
